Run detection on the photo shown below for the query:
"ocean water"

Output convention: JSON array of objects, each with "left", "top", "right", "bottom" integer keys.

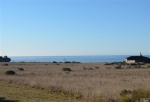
[{"left": 10, "top": 55, "right": 150, "bottom": 63}]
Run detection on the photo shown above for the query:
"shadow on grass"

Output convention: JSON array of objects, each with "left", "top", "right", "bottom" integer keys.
[{"left": 0, "top": 97, "right": 19, "bottom": 102}]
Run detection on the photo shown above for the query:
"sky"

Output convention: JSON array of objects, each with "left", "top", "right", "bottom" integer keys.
[{"left": 0, "top": 0, "right": 150, "bottom": 56}]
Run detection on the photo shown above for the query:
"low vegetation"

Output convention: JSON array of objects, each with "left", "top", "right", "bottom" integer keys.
[
  {"left": 5, "top": 70, "right": 16, "bottom": 75},
  {"left": 2, "top": 63, "right": 9, "bottom": 66},
  {"left": 0, "top": 62, "right": 150, "bottom": 102},
  {"left": 120, "top": 89, "right": 150, "bottom": 102},
  {"left": 62, "top": 68, "right": 72, "bottom": 72},
  {"left": 17, "top": 68, "right": 24, "bottom": 71},
  {"left": 0, "top": 80, "right": 85, "bottom": 102}
]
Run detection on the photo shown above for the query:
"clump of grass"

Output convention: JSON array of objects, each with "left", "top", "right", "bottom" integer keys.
[
  {"left": 64, "top": 61, "right": 71, "bottom": 63},
  {"left": 134, "top": 65, "right": 141, "bottom": 69},
  {"left": 2, "top": 63, "right": 9, "bottom": 66},
  {"left": 83, "top": 67, "right": 93, "bottom": 70},
  {"left": 5, "top": 70, "right": 16, "bottom": 75},
  {"left": 62, "top": 68, "right": 72, "bottom": 72},
  {"left": 94, "top": 66, "right": 99, "bottom": 69},
  {"left": 104, "top": 63, "right": 112, "bottom": 65},
  {"left": 17, "top": 68, "right": 24, "bottom": 71},
  {"left": 120, "top": 89, "right": 150, "bottom": 102},
  {"left": 52, "top": 61, "right": 57, "bottom": 63},
  {"left": 115, "top": 65, "right": 122, "bottom": 69},
  {"left": 120, "top": 90, "right": 132, "bottom": 96}
]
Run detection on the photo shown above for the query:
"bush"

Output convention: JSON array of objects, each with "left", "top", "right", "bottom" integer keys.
[
  {"left": 2, "top": 63, "right": 8, "bottom": 66},
  {"left": 5, "top": 70, "right": 16, "bottom": 75},
  {"left": 17, "top": 68, "right": 24, "bottom": 71},
  {"left": 83, "top": 67, "right": 93, "bottom": 70},
  {"left": 62, "top": 68, "right": 72, "bottom": 72},
  {"left": 52, "top": 61, "right": 57, "bottom": 63},
  {"left": 64, "top": 61, "right": 71, "bottom": 63},
  {"left": 120, "top": 90, "right": 132, "bottom": 96},
  {"left": 105, "top": 63, "right": 112, "bottom": 65},
  {"left": 120, "top": 89, "right": 150, "bottom": 102},
  {"left": 115, "top": 66, "right": 122, "bottom": 69},
  {"left": 94, "top": 66, "right": 99, "bottom": 69}
]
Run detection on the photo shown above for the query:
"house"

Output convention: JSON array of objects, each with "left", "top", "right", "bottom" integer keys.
[
  {"left": 124, "top": 53, "right": 150, "bottom": 63},
  {"left": 0, "top": 56, "right": 11, "bottom": 62}
]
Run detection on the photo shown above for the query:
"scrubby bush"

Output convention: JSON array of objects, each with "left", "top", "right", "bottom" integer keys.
[
  {"left": 64, "top": 61, "right": 71, "bottom": 63},
  {"left": 134, "top": 65, "right": 141, "bottom": 69},
  {"left": 83, "top": 67, "right": 93, "bottom": 70},
  {"left": 5, "top": 70, "right": 16, "bottom": 75},
  {"left": 120, "top": 90, "right": 132, "bottom": 96},
  {"left": 115, "top": 66, "right": 122, "bottom": 69},
  {"left": 104, "top": 63, "right": 111, "bottom": 65},
  {"left": 52, "top": 61, "right": 57, "bottom": 63},
  {"left": 2, "top": 63, "right": 8, "bottom": 66},
  {"left": 94, "top": 66, "right": 99, "bottom": 69},
  {"left": 120, "top": 89, "right": 150, "bottom": 102},
  {"left": 62, "top": 68, "right": 72, "bottom": 72},
  {"left": 17, "top": 68, "right": 24, "bottom": 71}
]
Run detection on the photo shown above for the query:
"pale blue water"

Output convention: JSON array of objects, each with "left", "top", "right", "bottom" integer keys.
[{"left": 10, "top": 55, "right": 150, "bottom": 62}]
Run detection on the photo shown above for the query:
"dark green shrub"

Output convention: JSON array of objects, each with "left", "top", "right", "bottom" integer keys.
[
  {"left": 62, "top": 68, "right": 72, "bottom": 72},
  {"left": 52, "top": 61, "right": 57, "bottom": 63},
  {"left": 17, "top": 68, "right": 24, "bottom": 71},
  {"left": 5, "top": 70, "right": 16, "bottom": 75},
  {"left": 64, "top": 61, "right": 71, "bottom": 63}
]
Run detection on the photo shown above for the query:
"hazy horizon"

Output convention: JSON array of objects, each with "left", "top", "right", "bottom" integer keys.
[{"left": 0, "top": 0, "right": 150, "bottom": 56}]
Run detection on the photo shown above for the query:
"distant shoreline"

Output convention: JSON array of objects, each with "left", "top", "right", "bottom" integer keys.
[{"left": 8, "top": 55, "right": 150, "bottom": 63}]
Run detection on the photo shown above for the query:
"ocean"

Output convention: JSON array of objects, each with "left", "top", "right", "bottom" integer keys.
[{"left": 10, "top": 55, "right": 150, "bottom": 63}]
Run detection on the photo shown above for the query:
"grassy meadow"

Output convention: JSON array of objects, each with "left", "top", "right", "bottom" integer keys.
[{"left": 0, "top": 62, "right": 150, "bottom": 102}]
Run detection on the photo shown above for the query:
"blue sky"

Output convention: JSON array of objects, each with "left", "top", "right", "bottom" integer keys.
[{"left": 0, "top": 0, "right": 150, "bottom": 56}]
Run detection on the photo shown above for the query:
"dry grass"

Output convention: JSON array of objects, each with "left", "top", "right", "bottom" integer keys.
[
  {"left": 0, "top": 62, "right": 150, "bottom": 102},
  {"left": 0, "top": 80, "right": 86, "bottom": 102}
]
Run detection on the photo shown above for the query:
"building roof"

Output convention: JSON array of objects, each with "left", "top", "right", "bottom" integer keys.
[{"left": 126, "top": 55, "right": 150, "bottom": 62}]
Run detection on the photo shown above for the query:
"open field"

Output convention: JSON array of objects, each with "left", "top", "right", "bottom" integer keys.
[
  {"left": 0, "top": 80, "right": 85, "bottom": 102},
  {"left": 0, "top": 62, "right": 150, "bottom": 102}
]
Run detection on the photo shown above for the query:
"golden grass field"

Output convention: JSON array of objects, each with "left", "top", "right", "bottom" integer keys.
[{"left": 0, "top": 62, "right": 150, "bottom": 102}]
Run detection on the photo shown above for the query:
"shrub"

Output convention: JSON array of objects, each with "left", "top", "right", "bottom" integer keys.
[
  {"left": 105, "top": 63, "right": 111, "bottom": 65},
  {"left": 120, "top": 90, "right": 132, "bottom": 96},
  {"left": 5, "top": 70, "right": 16, "bottom": 75},
  {"left": 52, "top": 61, "right": 57, "bottom": 63},
  {"left": 83, "top": 67, "right": 93, "bottom": 70},
  {"left": 62, "top": 68, "right": 72, "bottom": 72},
  {"left": 64, "top": 61, "right": 71, "bottom": 63},
  {"left": 2, "top": 63, "right": 8, "bottom": 66},
  {"left": 132, "top": 89, "right": 150, "bottom": 101},
  {"left": 120, "top": 89, "right": 150, "bottom": 102},
  {"left": 134, "top": 65, "right": 141, "bottom": 69},
  {"left": 86, "top": 68, "right": 93, "bottom": 70},
  {"left": 115, "top": 66, "right": 122, "bottom": 69},
  {"left": 94, "top": 66, "right": 99, "bottom": 69},
  {"left": 17, "top": 68, "right": 24, "bottom": 71}
]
